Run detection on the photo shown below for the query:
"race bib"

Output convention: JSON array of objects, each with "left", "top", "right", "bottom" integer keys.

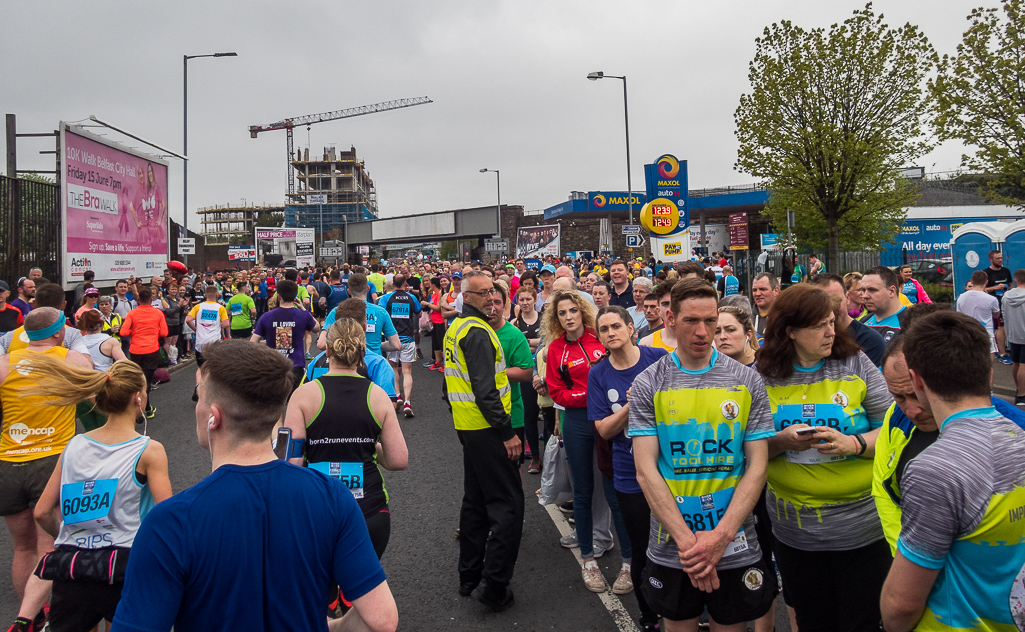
[
  {"left": 675, "top": 487, "right": 734, "bottom": 533},
  {"left": 366, "top": 322, "right": 376, "bottom": 334},
  {"left": 230, "top": 302, "right": 243, "bottom": 316},
  {"left": 674, "top": 488, "right": 748, "bottom": 556},
  {"left": 61, "top": 479, "right": 117, "bottom": 524},
  {"left": 309, "top": 461, "right": 364, "bottom": 499},
  {"left": 773, "top": 403, "right": 845, "bottom": 433},
  {"left": 774, "top": 403, "right": 847, "bottom": 465}
]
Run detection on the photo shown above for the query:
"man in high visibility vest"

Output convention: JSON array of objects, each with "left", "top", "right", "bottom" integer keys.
[{"left": 444, "top": 270, "right": 523, "bottom": 613}]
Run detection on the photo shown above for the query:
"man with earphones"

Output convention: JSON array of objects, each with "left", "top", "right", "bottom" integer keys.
[{"left": 111, "top": 340, "right": 398, "bottom": 632}]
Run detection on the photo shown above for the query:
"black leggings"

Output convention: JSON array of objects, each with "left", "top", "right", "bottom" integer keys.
[
  {"left": 431, "top": 321, "right": 446, "bottom": 353},
  {"left": 364, "top": 508, "right": 391, "bottom": 560},
  {"left": 615, "top": 490, "right": 658, "bottom": 626}
]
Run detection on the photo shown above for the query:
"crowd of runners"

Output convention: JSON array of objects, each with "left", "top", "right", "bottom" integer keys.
[{"left": 0, "top": 249, "right": 1023, "bottom": 632}]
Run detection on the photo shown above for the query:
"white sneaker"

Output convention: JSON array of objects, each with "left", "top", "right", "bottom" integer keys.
[
  {"left": 582, "top": 560, "right": 605, "bottom": 593},
  {"left": 612, "top": 564, "right": 633, "bottom": 594},
  {"left": 593, "top": 541, "right": 613, "bottom": 558}
]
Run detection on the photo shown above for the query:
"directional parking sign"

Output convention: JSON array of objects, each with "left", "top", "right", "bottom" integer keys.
[{"left": 625, "top": 234, "right": 645, "bottom": 248}]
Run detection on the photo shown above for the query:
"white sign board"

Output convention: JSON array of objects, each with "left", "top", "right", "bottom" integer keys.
[
  {"left": 309, "top": 194, "right": 327, "bottom": 204},
  {"left": 320, "top": 247, "right": 343, "bottom": 257},
  {"left": 485, "top": 239, "right": 509, "bottom": 254},
  {"left": 621, "top": 225, "right": 641, "bottom": 235},
  {"left": 177, "top": 238, "right": 195, "bottom": 254},
  {"left": 255, "top": 228, "right": 316, "bottom": 267}
]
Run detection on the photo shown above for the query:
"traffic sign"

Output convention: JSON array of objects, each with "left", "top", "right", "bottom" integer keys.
[
  {"left": 177, "top": 238, "right": 195, "bottom": 255},
  {"left": 625, "top": 234, "right": 645, "bottom": 248},
  {"left": 621, "top": 225, "right": 641, "bottom": 235},
  {"left": 485, "top": 239, "right": 509, "bottom": 254}
]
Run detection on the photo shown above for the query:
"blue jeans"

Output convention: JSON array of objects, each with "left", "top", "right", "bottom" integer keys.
[{"left": 561, "top": 407, "right": 632, "bottom": 561}]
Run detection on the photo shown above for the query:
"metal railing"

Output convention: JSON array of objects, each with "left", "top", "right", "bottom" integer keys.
[
  {"left": 688, "top": 183, "right": 767, "bottom": 198},
  {"left": 0, "top": 176, "right": 61, "bottom": 284}
]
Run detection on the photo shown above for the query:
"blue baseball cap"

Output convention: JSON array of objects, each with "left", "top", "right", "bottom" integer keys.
[
  {"left": 451, "top": 271, "right": 463, "bottom": 279},
  {"left": 540, "top": 265, "right": 557, "bottom": 275}
]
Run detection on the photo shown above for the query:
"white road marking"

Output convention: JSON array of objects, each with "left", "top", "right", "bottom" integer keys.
[{"left": 544, "top": 503, "right": 640, "bottom": 632}]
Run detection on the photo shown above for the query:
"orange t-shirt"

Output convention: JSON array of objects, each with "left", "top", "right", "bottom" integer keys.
[{"left": 120, "top": 305, "right": 168, "bottom": 354}]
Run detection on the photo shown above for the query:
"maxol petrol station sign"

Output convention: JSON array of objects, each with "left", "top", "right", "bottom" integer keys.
[
  {"left": 640, "top": 154, "right": 688, "bottom": 236},
  {"left": 589, "top": 191, "right": 647, "bottom": 212},
  {"left": 640, "top": 154, "right": 690, "bottom": 261}
]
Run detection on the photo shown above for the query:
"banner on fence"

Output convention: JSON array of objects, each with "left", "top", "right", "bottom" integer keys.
[{"left": 59, "top": 124, "right": 170, "bottom": 288}]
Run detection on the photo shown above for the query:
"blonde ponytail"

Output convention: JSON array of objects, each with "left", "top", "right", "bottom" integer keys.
[
  {"left": 16, "top": 356, "right": 146, "bottom": 415},
  {"left": 326, "top": 317, "right": 365, "bottom": 368}
]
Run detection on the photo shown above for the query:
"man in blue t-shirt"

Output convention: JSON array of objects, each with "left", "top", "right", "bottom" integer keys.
[
  {"left": 378, "top": 274, "right": 422, "bottom": 417},
  {"left": 303, "top": 298, "right": 398, "bottom": 401},
  {"left": 319, "top": 273, "right": 398, "bottom": 357},
  {"left": 111, "top": 340, "right": 397, "bottom": 632}
]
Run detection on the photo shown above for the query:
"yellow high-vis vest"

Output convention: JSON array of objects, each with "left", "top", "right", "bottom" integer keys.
[{"left": 443, "top": 315, "right": 511, "bottom": 431}]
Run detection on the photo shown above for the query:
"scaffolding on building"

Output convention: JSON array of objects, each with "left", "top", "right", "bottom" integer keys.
[{"left": 284, "top": 145, "right": 378, "bottom": 236}]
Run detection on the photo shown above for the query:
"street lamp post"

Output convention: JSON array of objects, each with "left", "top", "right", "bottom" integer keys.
[
  {"left": 479, "top": 168, "right": 501, "bottom": 239},
  {"left": 587, "top": 71, "right": 634, "bottom": 255},
  {"left": 184, "top": 51, "right": 237, "bottom": 265}
]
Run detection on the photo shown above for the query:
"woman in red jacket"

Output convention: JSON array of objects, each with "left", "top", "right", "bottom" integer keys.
[{"left": 543, "top": 290, "right": 632, "bottom": 593}]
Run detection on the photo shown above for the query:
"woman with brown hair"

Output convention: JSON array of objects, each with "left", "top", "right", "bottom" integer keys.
[
  {"left": 757, "top": 284, "right": 893, "bottom": 632},
  {"left": 8, "top": 357, "right": 170, "bottom": 632}
]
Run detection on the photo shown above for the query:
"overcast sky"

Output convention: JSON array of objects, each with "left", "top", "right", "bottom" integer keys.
[{"left": 1, "top": 0, "right": 985, "bottom": 227}]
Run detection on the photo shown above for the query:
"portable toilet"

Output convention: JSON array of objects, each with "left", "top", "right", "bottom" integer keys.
[
  {"left": 1001, "top": 219, "right": 1025, "bottom": 276},
  {"left": 950, "top": 222, "right": 1005, "bottom": 301}
]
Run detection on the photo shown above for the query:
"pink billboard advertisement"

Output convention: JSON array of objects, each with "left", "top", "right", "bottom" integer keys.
[{"left": 60, "top": 125, "right": 169, "bottom": 288}]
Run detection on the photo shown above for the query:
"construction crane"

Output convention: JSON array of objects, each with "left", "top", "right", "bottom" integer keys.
[{"left": 249, "top": 96, "right": 432, "bottom": 197}]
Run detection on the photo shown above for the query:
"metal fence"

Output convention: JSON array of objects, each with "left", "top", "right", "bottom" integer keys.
[
  {"left": 758, "top": 250, "right": 881, "bottom": 279},
  {"left": 0, "top": 175, "right": 62, "bottom": 285}
]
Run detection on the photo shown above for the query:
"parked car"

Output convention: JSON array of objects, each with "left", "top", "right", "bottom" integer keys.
[{"left": 904, "top": 258, "right": 952, "bottom": 284}]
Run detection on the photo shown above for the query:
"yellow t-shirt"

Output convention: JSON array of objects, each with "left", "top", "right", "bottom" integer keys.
[{"left": 1, "top": 346, "right": 76, "bottom": 462}]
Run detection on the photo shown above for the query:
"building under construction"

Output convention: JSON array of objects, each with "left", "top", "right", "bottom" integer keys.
[
  {"left": 284, "top": 145, "right": 379, "bottom": 236},
  {"left": 198, "top": 203, "right": 285, "bottom": 245}
]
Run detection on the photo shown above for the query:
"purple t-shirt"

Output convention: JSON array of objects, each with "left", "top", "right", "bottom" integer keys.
[
  {"left": 254, "top": 307, "right": 316, "bottom": 368},
  {"left": 587, "top": 345, "right": 669, "bottom": 494}
]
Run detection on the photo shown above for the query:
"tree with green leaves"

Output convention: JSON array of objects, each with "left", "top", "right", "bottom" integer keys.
[
  {"left": 931, "top": 0, "right": 1025, "bottom": 206},
  {"left": 253, "top": 212, "right": 284, "bottom": 228},
  {"left": 735, "top": 4, "right": 935, "bottom": 270}
]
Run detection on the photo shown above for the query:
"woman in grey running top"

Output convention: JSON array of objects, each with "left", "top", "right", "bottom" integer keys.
[{"left": 6, "top": 356, "right": 171, "bottom": 632}]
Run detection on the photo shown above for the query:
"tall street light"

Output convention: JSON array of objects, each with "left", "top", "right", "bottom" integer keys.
[
  {"left": 480, "top": 168, "right": 501, "bottom": 239},
  {"left": 184, "top": 51, "right": 237, "bottom": 264},
  {"left": 587, "top": 71, "right": 634, "bottom": 230}
]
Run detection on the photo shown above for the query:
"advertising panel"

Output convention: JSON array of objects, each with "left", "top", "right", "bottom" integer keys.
[
  {"left": 228, "top": 245, "right": 256, "bottom": 262},
  {"left": 879, "top": 218, "right": 1017, "bottom": 266},
  {"left": 255, "top": 228, "right": 315, "bottom": 268},
  {"left": 729, "top": 212, "right": 749, "bottom": 250},
  {"left": 60, "top": 125, "right": 169, "bottom": 288},
  {"left": 516, "top": 225, "right": 561, "bottom": 259}
]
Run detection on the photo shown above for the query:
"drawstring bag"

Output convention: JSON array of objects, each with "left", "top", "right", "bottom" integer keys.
[{"left": 538, "top": 435, "right": 573, "bottom": 506}]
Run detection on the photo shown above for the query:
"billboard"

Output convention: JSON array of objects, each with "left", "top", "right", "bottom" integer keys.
[
  {"left": 60, "top": 125, "right": 169, "bottom": 288},
  {"left": 255, "top": 228, "right": 315, "bottom": 268},
  {"left": 516, "top": 225, "right": 560, "bottom": 258},
  {"left": 879, "top": 217, "right": 1018, "bottom": 266}
]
